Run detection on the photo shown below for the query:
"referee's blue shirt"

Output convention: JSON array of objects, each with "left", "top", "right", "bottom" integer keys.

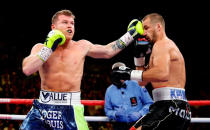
[{"left": 104, "top": 80, "right": 153, "bottom": 122}]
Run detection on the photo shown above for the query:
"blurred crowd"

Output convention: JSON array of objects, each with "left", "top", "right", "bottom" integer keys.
[{"left": 0, "top": 43, "right": 210, "bottom": 130}]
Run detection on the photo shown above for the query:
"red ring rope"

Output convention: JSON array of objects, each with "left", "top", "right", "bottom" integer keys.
[
  {"left": 0, "top": 98, "right": 104, "bottom": 106},
  {"left": 0, "top": 98, "right": 210, "bottom": 106}
]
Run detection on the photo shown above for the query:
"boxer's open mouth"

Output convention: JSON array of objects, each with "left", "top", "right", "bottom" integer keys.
[{"left": 67, "top": 30, "right": 72, "bottom": 33}]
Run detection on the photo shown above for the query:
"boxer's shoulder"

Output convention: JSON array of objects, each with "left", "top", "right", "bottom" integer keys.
[
  {"left": 72, "top": 39, "right": 92, "bottom": 48},
  {"left": 77, "top": 39, "right": 90, "bottom": 44},
  {"left": 34, "top": 43, "right": 44, "bottom": 47}
]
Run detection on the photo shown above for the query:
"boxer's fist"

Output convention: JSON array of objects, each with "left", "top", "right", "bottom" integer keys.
[
  {"left": 37, "top": 30, "right": 66, "bottom": 62},
  {"left": 134, "top": 37, "right": 152, "bottom": 58},
  {"left": 111, "top": 62, "right": 126, "bottom": 86},
  {"left": 44, "top": 30, "right": 66, "bottom": 51},
  {"left": 112, "top": 66, "right": 143, "bottom": 82},
  {"left": 127, "top": 19, "right": 144, "bottom": 39},
  {"left": 116, "top": 19, "right": 143, "bottom": 49},
  {"left": 134, "top": 37, "right": 152, "bottom": 67}
]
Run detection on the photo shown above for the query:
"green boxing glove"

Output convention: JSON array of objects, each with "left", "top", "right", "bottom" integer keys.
[
  {"left": 116, "top": 19, "right": 143, "bottom": 49},
  {"left": 37, "top": 30, "right": 66, "bottom": 62},
  {"left": 127, "top": 19, "right": 144, "bottom": 38},
  {"left": 44, "top": 30, "right": 66, "bottom": 51}
]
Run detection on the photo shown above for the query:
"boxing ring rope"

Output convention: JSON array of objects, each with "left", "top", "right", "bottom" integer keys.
[
  {"left": 0, "top": 114, "right": 109, "bottom": 122},
  {"left": 1, "top": 98, "right": 210, "bottom": 123},
  {"left": 0, "top": 114, "right": 210, "bottom": 123},
  {"left": 0, "top": 98, "right": 105, "bottom": 106},
  {"left": 1, "top": 98, "right": 210, "bottom": 106}
]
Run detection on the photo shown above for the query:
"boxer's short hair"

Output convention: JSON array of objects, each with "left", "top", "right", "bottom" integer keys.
[{"left": 52, "top": 9, "right": 75, "bottom": 24}]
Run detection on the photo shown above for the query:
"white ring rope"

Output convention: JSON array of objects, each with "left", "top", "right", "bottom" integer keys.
[{"left": 0, "top": 114, "right": 209, "bottom": 123}]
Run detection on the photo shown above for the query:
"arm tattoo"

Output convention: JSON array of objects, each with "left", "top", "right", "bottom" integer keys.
[
  {"left": 112, "top": 43, "right": 118, "bottom": 51},
  {"left": 112, "top": 40, "right": 126, "bottom": 51}
]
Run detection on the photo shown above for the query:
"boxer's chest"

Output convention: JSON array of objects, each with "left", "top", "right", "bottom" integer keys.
[{"left": 45, "top": 43, "right": 87, "bottom": 71}]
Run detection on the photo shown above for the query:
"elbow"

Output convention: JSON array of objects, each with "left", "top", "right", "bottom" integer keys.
[
  {"left": 157, "top": 71, "right": 169, "bottom": 82},
  {"left": 150, "top": 68, "right": 169, "bottom": 82},
  {"left": 22, "top": 66, "right": 32, "bottom": 76}
]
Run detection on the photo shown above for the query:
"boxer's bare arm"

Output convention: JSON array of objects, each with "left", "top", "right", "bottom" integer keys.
[
  {"left": 142, "top": 42, "right": 170, "bottom": 82},
  {"left": 22, "top": 43, "right": 44, "bottom": 76},
  {"left": 86, "top": 40, "right": 123, "bottom": 59},
  {"left": 86, "top": 19, "right": 143, "bottom": 58}
]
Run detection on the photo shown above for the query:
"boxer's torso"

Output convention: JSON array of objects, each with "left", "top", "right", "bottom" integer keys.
[
  {"left": 149, "top": 38, "right": 186, "bottom": 89},
  {"left": 39, "top": 40, "right": 89, "bottom": 92}
]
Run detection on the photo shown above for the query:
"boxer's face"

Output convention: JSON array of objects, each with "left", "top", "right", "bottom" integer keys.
[
  {"left": 143, "top": 18, "right": 156, "bottom": 43},
  {"left": 51, "top": 15, "right": 75, "bottom": 40}
]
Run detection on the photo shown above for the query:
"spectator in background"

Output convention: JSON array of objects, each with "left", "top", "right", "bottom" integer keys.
[{"left": 104, "top": 62, "right": 153, "bottom": 130}]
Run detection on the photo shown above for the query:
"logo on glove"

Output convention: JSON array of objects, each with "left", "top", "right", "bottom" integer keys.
[{"left": 136, "top": 38, "right": 150, "bottom": 45}]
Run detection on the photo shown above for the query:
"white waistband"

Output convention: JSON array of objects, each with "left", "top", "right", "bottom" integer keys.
[
  {"left": 39, "top": 90, "right": 81, "bottom": 105},
  {"left": 152, "top": 87, "right": 187, "bottom": 102}
]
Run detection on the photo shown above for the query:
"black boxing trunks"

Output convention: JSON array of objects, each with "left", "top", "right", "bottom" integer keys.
[
  {"left": 136, "top": 87, "right": 191, "bottom": 130},
  {"left": 20, "top": 90, "right": 89, "bottom": 130}
]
